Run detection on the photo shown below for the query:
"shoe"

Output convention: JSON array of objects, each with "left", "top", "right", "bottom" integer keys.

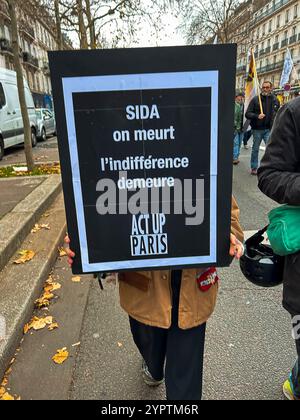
[
  {"left": 233, "top": 159, "right": 240, "bottom": 165},
  {"left": 251, "top": 169, "right": 258, "bottom": 175},
  {"left": 142, "top": 360, "right": 164, "bottom": 387},
  {"left": 283, "top": 377, "right": 299, "bottom": 400}
]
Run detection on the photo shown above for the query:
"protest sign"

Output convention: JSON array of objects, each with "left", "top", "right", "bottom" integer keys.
[{"left": 49, "top": 45, "right": 236, "bottom": 274}]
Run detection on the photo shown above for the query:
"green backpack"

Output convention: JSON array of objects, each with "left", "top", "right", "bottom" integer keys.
[{"left": 267, "top": 205, "right": 300, "bottom": 256}]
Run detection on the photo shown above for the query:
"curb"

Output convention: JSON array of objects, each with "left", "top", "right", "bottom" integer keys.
[
  {"left": 0, "top": 192, "right": 66, "bottom": 380},
  {"left": 0, "top": 175, "right": 62, "bottom": 272}
]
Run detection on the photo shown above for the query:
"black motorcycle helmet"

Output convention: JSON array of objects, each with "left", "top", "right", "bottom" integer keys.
[{"left": 240, "top": 226, "right": 284, "bottom": 288}]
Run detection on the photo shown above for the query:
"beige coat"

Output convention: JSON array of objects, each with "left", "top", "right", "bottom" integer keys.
[{"left": 119, "top": 197, "right": 243, "bottom": 330}]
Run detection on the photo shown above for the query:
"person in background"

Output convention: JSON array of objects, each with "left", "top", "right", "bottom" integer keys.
[
  {"left": 246, "top": 81, "right": 280, "bottom": 176},
  {"left": 258, "top": 96, "right": 300, "bottom": 400},
  {"left": 65, "top": 198, "right": 244, "bottom": 400},
  {"left": 242, "top": 129, "right": 252, "bottom": 150},
  {"left": 233, "top": 91, "right": 245, "bottom": 165}
]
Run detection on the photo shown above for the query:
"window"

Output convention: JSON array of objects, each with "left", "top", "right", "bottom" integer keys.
[
  {"left": 4, "top": 25, "right": 10, "bottom": 41},
  {"left": 294, "top": 4, "right": 298, "bottom": 18},
  {"left": 269, "top": 20, "right": 272, "bottom": 32},
  {"left": 292, "top": 26, "right": 297, "bottom": 36},
  {"left": 0, "top": 83, "right": 6, "bottom": 108},
  {"left": 275, "top": 35, "right": 279, "bottom": 43},
  {"left": 277, "top": 15, "right": 281, "bottom": 28},
  {"left": 263, "top": 24, "right": 266, "bottom": 35},
  {"left": 286, "top": 9, "right": 290, "bottom": 23}
]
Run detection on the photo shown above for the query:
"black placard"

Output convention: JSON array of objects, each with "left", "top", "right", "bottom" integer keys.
[{"left": 48, "top": 45, "right": 236, "bottom": 274}]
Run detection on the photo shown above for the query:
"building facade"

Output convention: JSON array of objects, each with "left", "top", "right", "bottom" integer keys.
[
  {"left": 0, "top": 0, "right": 72, "bottom": 109},
  {"left": 233, "top": 0, "right": 300, "bottom": 91}
]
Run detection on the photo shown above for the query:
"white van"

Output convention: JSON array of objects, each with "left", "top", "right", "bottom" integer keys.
[{"left": 0, "top": 68, "right": 37, "bottom": 161}]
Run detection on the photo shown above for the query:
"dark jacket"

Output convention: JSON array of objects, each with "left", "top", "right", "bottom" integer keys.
[
  {"left": 257, "top": 97, "right": 300, "bottom": 315},
  {"left": 246, "top": 94, "right": 280, "bottom": 130}
]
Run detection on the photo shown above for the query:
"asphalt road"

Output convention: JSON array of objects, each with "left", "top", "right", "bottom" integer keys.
[
  {"left": 4, "top": 142, "right": 297, "bottom": 400},
  {"left": 0, "top": 136, "right": 59, "bottom": 167}
]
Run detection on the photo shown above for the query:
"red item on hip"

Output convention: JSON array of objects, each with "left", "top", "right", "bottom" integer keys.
[{"left": 196, "top": 268, "right": 219, "bottom": 292}]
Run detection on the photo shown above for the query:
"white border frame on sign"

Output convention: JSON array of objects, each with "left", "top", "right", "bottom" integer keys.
[{"left": 62, "top": 71, "right": 219, "bottom": 273}]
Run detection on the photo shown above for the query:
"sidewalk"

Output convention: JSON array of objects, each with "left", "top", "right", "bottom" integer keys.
[
  {"left": 0, "top": 173, "right": 66, "bottom": 381},
  {"left": 0, "top": 177, "right": 44, "bottom": 220}
]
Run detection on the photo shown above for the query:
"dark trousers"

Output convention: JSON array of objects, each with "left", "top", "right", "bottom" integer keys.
[
  {"left": 291, "top": 318, "right": 300, "bottom": 397},
  {"left": 243, "top": 129, "right": 252, "bottom": 146},
  {"left": 129, "top": 270, "right": 206, "bottom": 400}
]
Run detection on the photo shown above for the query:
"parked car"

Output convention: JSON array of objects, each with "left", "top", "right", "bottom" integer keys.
[
  {"left": 0, "top": 68, "right": 37, "bottom": 161},
  {"left": 35, "top": 108, "right": 56, "bottom": 142}
]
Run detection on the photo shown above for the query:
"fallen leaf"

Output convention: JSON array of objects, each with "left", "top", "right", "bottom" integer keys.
[
  {"left": 14, "top": 250, "right": 35, "bottom": 264},
  {"left": 23, "top": 323, "right": 30, "bottom": 334},
  {"left": 0, "top": 387, "right": 5, "bottom": 397},
  {"left": 48, "top": 323, "right": 59, "bottom": 331},
  {"left": 72, "top": 276, "right": 81, "bottom": 283},
  {"left": 52, "top": 348, "right": 69, "bottom": 365},
  {"left": 35, "top": 297, "right": 50, "bottom": 309},
  {"left": 44, "top": 282, "right": 61, "bottom": 293},
  {"left": 59, "top": 248, "right": 67, "bottom": 257},
  {"left": 117, "top": 342, "right": 123, "bottom": 348},
  {"left": 31, "top": 224, "right": 50, "bottom": 234},
  {"left": 41, "top": 224, "right": 50, "bottom": 230},
  {"left": 1, "top": 392, "right": 14, "bottom": 400},
  {"left": 1, "top": 378, "right": 8, "bottom": 387},
  {"left": 42, "top": 292, "right": 54, "bottom": 300},
  {"left": 31, "top": 224, "right": 41, "bottom": 233},
  {"left": 72, "top": 342, "right": 81, "bottom": 347}
]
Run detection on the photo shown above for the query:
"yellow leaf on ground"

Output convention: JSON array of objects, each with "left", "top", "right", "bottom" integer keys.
[
  {"left": 31, "top": 224, "right": 50, "bottom": 234},
  {"left": 35, "top": 297, "right": 50, "bottom": 309},
  {"left": 44, "top": 282, "right": 61, "bottom": 293},
  {"left": 117, "top": 342, "right": 123, "bottom": 348},
  {"left": 1, "top": 378, "right": 8, "bottom": 387},
  {"left": 0, "top": 387, "right": 5, "bottom": 397},
  {"left": 23, "top": 323, "right": 30, "bottom": 334},
  {"left": 14, "top": 250, "right": 35, "bottom": 264},
  {"left": 1, "top": 392, "right": 14, "bottom": 400},
  {"left": 40, "top": 224, "right": 50, "bottom": 230},
  {"left": 72, "top": 276, "right": 81, "bottom": 283},
  {"left": 42, "top": 292, "right": 54, "bottom": 300},
  {"left": 48, "top": 323, "right": 59, "bottom": 331},
  {"left": 59, "top": 248, "right": 67, "bottom": 257},
  {"left": 31, "top": 318, "right": 47, "bottom": 331},
  {"left": 52, "top": 348, "right": 69, "bottom": 365},
  {"left": 31, "top": 224, "right": 41, "bottom": 233}
]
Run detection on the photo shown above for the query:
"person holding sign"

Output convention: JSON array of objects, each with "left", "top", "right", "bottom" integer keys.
[
  {"left": 246, "top": 81, "right": 280, "bottom": 176},
  {"left": 65, "top": 197, "right": 244, "bottom": 400}
]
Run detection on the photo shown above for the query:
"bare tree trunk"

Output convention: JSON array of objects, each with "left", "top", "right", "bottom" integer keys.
[
  {"left": 7, "top": 0, "right": 34, "bottom": 171},
  {"left": 77, "top": 0, "right": 88, "bottom": 49},
  {"left": 54, "top": 0, "right": 63, "bottom": 49},
  {"left": 85, "top": 0, "right": 96, "bottom": 49}
]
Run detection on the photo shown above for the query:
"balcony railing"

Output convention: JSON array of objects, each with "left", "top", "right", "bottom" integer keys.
[
  {"left": 259, "top": 49, "right": 265, "bottom": 57},
  {"left": 251, "top": 0, "right": 290, "bottom": 27},
  {"left": 236, "top": 65, "right": 246, "bottom": 74},
  {"left": 22, "top": 52, "right": 39, "bottom": 69},
  {"left": 289, "top": 35, "right": 298, "bottom": 44},
  {"left": 0, "top": 38, "right": 13, "bottom": 54},
  {"left": 258, "top": 60, "right": 286, "bottom": 74}
]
